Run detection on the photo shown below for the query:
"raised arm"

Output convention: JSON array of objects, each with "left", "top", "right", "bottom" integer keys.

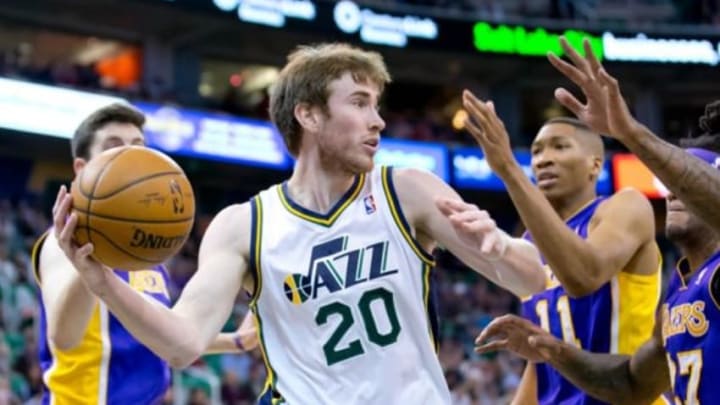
[
  {"left": 475, "top": 314, "right": 670, "bottom": 405},
  {"left": 548, "top": 36, "right": 720, "bottom": 233},
  {"left": 393, "top": 167, "right": 545, "bottom": 297},
  {"left": 54, "top": 190, "right": 251, "bottom": 368},
  {"left": 461, "top": 91, "right": 656, "bottom": 297}
]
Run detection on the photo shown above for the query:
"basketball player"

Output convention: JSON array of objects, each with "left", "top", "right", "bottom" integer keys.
[
  {"left": 460, "top": 93, "right": 661, "bottom": 404},
  {"left": 51, "top": 44, "right": 547, "bottom": 404},
  {"left": 35, "top": 103, "right": 257, "bottom": 404},
  {"left": 474, "top": 137, "right": 720, "bottom": 405},
  {"left": 549, "top": 36, "right": 720, "bottom": 235}
]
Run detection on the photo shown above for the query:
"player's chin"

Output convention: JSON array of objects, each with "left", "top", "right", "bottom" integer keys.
[{"left": 349, "top": 155, "right": 375, "bottom": 174}]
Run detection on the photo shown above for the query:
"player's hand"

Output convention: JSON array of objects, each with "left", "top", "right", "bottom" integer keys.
[
  {"left": 435, "top": 198, "right": 508, "bottom": 261},
  {"left": 474, "top": 314, "right": 562, "bottom": 363},
  {"left": 52, "top": 185, "right": 112, "bottom": 291},
  {"left": 548, "top": 37, "right": 645, "bottom": 141},
  {"left": 234, "top": 313, "right": 259, "bottom": 352},
  {"left": 461, "top": 90, "right": 520, "bottom": 177}
]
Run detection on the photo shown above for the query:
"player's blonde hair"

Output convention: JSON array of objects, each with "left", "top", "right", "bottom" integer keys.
[{"left": 269, "top": 43, "right": 391, "bottom": 157}]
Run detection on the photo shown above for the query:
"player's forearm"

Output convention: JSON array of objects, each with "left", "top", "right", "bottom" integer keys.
[
  {"left": 546, "top": 343, "right": 636, "bottom": 404},
  {"left": 47, "top": 276, "right": 97, "bottom": 350},
  {"left": 205, "top": 333, "right": 242, "bottom": 354},
  {"left": 90, "top": 272, "right": 202, "bottom": 367},
  {"left": 499, "top": 165, "right": 603, "bottom": 297},
  {"left": 488, "top": 233, "right": 546, "bottom": 297},
  {"left": 621, "top": 125, "right": 720, "bottom": 233}
]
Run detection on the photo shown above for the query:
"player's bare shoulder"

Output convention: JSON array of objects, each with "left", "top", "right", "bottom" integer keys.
[{"left": 592, "top": 187, "right": 654, "bottom": 228}]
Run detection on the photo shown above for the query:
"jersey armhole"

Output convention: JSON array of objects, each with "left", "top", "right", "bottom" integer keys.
[
  {"left": 248, "top": 196, "right": 263, "bottom": 303},
  {"left": 31, "top": 231, "right": 50, "bottom": 286},
  {"left": 709, "top": 263, "right": 720, "bottom": 311},
  {"left": 380, "top": 166, "right": 435, "bottom": 266}
]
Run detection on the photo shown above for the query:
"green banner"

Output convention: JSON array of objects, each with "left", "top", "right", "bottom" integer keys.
[{"left": 473, "top": 22, "right": 604, "bottom": 60}]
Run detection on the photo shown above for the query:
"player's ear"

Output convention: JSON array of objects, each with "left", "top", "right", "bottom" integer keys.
[
  {"left": 73, "top": 158, "right": 87, "bottom": 176},
  {"left": 294, "top": 102, "right": 321, "bottom": 133}
]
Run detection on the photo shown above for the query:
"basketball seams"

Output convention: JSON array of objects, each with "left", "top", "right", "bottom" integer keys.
[
  {"left": 86, "top": 148, "right": 132, "bottom": 248},
  {"left": 76, "top": 226, "right": 165, "bottom": 264},
  {"left": 73, "top": 208, "right": 194, "bottom": 224},
  {"left": 90, "top": 171, "right": 184, "bottom": 200}
]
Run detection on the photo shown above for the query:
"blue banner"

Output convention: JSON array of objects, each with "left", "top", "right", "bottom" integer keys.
[
  {"left": 134, "top": 102, "right": 292, "bottom": 170},
  {"left": 452, "top": 147, "right": 612, "bottom": 194},
  {"left": 375, "top": 138, "right": 449, "bottom": 182}
]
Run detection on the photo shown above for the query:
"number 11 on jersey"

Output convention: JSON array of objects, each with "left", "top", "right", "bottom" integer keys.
[{"left": 535, "top": 296, "right": 581, "bottom": 347}]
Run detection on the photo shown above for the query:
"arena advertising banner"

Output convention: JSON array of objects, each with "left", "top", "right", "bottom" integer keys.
[
  {"left": 612, "top": 153, "right": 666, "bottom": 198},
  {"left": 453, "top": 147, "right": 612, "bottom": 194},
  {"left": 155, "top": 0, "right": 720, "bottom": 65},
  {"left": 0, "top": 77, "right": 126, "bottom": 139},
  {"left": 375, "top": 138, "right": 449, "bottom": 182},
  {"left": 134, "top": 101, "right": 293, "bottom": 170},
  {"left": 134, "top": 101, "right": 450, "bottom": 177}
]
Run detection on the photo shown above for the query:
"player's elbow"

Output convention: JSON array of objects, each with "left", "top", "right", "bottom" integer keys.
[
  {"left": 167, "top": 342, "right": 204, "bottom": 369},
  {"left": 48, "top": 328, "right": 83, "bottom": 351},
  {"left": 562, "top": 275, "right": 604, "bottom": 298}
]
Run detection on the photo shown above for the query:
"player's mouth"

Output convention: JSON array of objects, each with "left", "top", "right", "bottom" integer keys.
[
  {"left": 536, "top": 172, "right": 559, "bottom": 188},
  {"left": 363, "top": 138, "right": 379, "bottom": 153}
]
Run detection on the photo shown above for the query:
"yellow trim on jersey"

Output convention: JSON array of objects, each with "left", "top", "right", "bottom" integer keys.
[
  {"left": 614, "top": 265, "right": 662, "bottom": 355},
  {"left": 276, "top": 174, "right": 365, "bottom": 227},
  {"left": 44, "top": 304, "right": 105, "bottom": 405},
  {"left": 421, "top": 262, "right": 437, "bottom": 352},
  {"left": 31, "top": 230, "right": 50, "bottom": 285},
  {"left": 249, "top": 196, "right": 285, "bottom": 403},
  {"left": 380, "top": 167, "right": 435, "bottom": 266}
]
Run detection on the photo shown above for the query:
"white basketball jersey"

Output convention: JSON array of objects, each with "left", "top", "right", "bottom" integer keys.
[{"left": 249, "top": 166, "right": 451, "bottom": 405}]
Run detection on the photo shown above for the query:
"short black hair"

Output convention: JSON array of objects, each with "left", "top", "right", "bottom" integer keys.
[
  {"left": 71, "top": 103, "right": 145, "bottom": 160},
  {"left": 544, "top": 116, "right": 594, "bottom": 133},
  {"left": 679, "top": 100, "right": 720, "bottom": 153}
]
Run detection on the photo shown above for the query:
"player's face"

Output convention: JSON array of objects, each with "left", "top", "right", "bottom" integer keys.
[
  {"left": 665, "top": 193, "right": 707, "bottom": 241},
  {"left": 74, "top": 122, "right": 145, "bottom": 174},
  {"left": 531, "top": 124, "right": 595, "bottom": 201},
  {"left": 315, "top": 72, "right": 385, "bottom": 174}
]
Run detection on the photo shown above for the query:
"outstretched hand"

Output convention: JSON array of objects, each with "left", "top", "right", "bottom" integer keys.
[
  {"left": 474, "top": 314, "right": 563, "bottom": 363},
  {"left": 461, "top": 90, "right": 519, "bottom": 176},
  {"left": 52, "top": 185, "right": 112, "bottom": 290},
  {"left": 435, "top": 197, "right": 508, "bottom": 261},
  {"left": 548, "top": 37, "right": 644, "bottom": 141}
]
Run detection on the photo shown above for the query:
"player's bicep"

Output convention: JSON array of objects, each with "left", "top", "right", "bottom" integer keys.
[
  {"left": 173, "top": 204, "right": 250, "bottom": 349},
  {"left": 586, "top": 189, "right": 655, "bottom": 274}
]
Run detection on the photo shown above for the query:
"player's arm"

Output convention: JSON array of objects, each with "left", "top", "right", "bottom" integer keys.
[
  {"left": 205, "top": 312, "right": 258, "bottom": 354},
  {"left": 393, "top": 168, "right": 545, "bottom": 297},
  {"left": 55, "top": 190, "right": 251, "bottom": 368},
  {"left": 461, "top": 91, "right": 656, "bottom": 297},
  {"left": 499, "top": 163, "right": 655, "bottom": 296},
  {"left": 548, "top": 37, "right": 720, "bottom": 234},
  {"left": 510, "top": 364, "right": 538, "bottom": 405},
  {"left": 475, "top": 314, "right": 670, "bottom": 405},
  {"left": 37, "top": 232, "right": 98, "bottom": 350}
]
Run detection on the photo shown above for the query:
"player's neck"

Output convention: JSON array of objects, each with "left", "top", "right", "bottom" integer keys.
[
  {"left": 286, "top": 156, "right": 358, "bottom": 214},
  {"left": 680, "top": 238, "right": 720, "bottom": 274},
  {"left": 550, "top": 187, "right": 597, "bottom": 221}
]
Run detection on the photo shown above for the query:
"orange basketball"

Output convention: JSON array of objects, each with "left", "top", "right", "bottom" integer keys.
[{"left": 70, "top": 146, "right": 195, "bottom": 270}]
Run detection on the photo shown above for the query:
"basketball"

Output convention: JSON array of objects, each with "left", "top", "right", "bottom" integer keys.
[{"left": 70, "top": 146, "right": 195, "bottom": 271}]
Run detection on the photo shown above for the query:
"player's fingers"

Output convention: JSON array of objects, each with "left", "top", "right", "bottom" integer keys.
[
  {"left": 583, "top": 38, "right": 602, "bottom": 76},
  {"left": 480, "top": 230, "right": 499, "bottom": 255},
  {"left": 58, "top": 212, "right": 78, "bottom": 248},
  {"left": 52, "top": 185, "right": 66, "bottom": 215},
  {"left": 475, "top": 314, "right": 516, "bottom": 344},
  {"left": 75, "top": 243, "right": 94, "bottom": 263},
  {"left": 559, "top": 37, "right": 591, "bottom": 74},
  {"left": 464, "top": 117, "right": 488, "bottom": 146},
  {"left": 439, "top": 198, "right": 479, "bottom": 213},
  {"left": 547, "top": 52, "right": 589, "bottom": 89},
  {"left": 53, "top": 194, "right": 73, "bottom": 238},
  {"left": 435, "top": 198, "right": 459, "bottom": 217},
  {"left": 463, "top": 91, "right": 493, "bottom": 126},
  {"left": 554, "top": 88, "right": 585, "bottom": 118},
  {"left": 474, "top": 340, "right": 509, "bottom": 354}
]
